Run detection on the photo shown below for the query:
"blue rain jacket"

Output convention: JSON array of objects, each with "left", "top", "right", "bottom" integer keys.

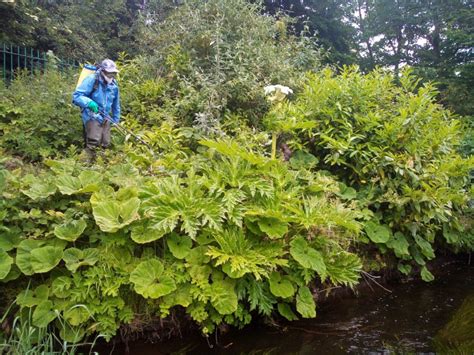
[{"left": 72, "top": 72, "right": 121, "bottom": 124}]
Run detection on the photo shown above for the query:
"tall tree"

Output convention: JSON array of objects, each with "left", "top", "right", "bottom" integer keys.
[{"left": 259, "top": 0, "right": 357, "bottom": 65}]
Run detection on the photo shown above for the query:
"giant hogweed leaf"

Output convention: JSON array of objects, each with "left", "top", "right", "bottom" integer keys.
[
  {"left": 257, "top": 217, "right": 288, "bottom": 239},
  {"left": 0, "top": 250, "right": 13, "bottom": 279},
  {"left": 130, "top": 259, "right": 176, "bottom": 299},
  {"left": 290, "top": 236, "right": 327, "bottom": 280},
  {"left": 326, "top": 251, "right": 362, "bottom": 287},
  {"left": 91, "top": 196, "right": 140, "bottom": 233},
  {"left": 167, "top": 233, "right": 192, "bottom": 259},
  {"left": 269, "top": 272, "right": 295, "bottom": 298},
  {"left": 54, "top": 219, "right": 87, "bottom": 242},
  {"left": 200, "top": 139, "right": 267, "bottom": 166},
  {"left": 63, "top": 248, "right": 99, "bottom": 272},
  {"left": 210, "top": 279, "right": 238, "bottom": 315},
  {"left": 364, "top": 221, "right": 391, "bottom": 244},
  {"left": 296, "top": 286, "right": 316, "bottom": 318},
  {"left": 33, "top": 300, "right": 57, "bottom": 328},
  {"left": 30, "top": 246, "right": 64, "bottom": 273},
  {"left": 130, "top": 222, "right": 166, "bottom": 244},
  {"left": 21, "top": 180, "right": 56, "bottom": 200}
]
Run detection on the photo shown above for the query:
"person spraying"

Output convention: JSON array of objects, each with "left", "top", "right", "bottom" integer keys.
[{"left": 72, "top": 59, "right": 121, "bottom": 162}]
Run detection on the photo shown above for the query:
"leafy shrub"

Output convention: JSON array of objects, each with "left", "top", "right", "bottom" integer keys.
[
  {"left": 0, "top": 70, "right": 82, "bottom": 161},
  {"left": 122, "top": 0, "right": 321, "bottom": 130},
  {"left": 284, "top": 66, "right": 474, "bottom": 279},
  {"left": 0, "top": 138, "right": 362, "bottom": 340}
]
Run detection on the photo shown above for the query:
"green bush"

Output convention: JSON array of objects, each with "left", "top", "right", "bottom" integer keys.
[
  {"left": 121, "top": 0, "right": 321, "bottom": 130},
  {"left": 284, "top": 66, "right": 474, "bottom": 278},
  {"left": 0, "top": 140, "right": 362, "bottom": 340},
  {"left": 0, "top": 70, "right": 82, "bottom": 161}
]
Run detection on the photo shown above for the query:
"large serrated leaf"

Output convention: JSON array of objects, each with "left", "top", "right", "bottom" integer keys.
[
  {"left": 290, "top": 236, "right": 327, "bottom": 279},
  {"left": 0, "top": 250, "right": 13, "bottom": 279},
  {"left": 296, "top": 286, "right": 316, "bottom": 318},
  {"left": 269, "top": 272, "right": 295, "bottom": 298},
  {"left": 364, "top": 221, "right": 391, "bottom": 243},
  {"left": 167, "top": 233, "right": 192, "bottom": 259},
  {"left": 130, "top": 259, "right": 176, "bottom": 299},
  {"left": 54, "top": 219, "right": 87, "bottom": 242}
]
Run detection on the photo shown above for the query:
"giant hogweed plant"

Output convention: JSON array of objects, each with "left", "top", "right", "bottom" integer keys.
[
  {"left": 282, "top": 67, "right": 474, "bottom": 280},
  {"left": 0, "top": 140, "right": 362, "bottom": 341}
]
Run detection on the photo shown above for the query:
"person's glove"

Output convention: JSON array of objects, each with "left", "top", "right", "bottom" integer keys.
[{"left": 88, "top": 101, "right": 99, "bottom": 113}]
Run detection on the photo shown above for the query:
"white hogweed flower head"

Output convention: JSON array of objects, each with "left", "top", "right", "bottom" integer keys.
[{"left": 264, "top": 84, "right": 293, "bottom": 103}]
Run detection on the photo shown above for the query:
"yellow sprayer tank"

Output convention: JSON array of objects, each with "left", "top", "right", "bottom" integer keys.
[{"left": 76, "top": 64, "right": 97, "bottom": 89}]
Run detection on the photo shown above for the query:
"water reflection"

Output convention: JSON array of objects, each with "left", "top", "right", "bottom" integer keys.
[{"left": 115, "top": 262, "right": 474, "bottom": 354}]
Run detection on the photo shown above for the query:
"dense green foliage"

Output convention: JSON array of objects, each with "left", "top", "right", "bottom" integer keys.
[
  {"left": 0, "top": 0, "right": 472, "bottom": 346},
  {"left": 0, "top": 70, "right": 82, "bottom": 161}
]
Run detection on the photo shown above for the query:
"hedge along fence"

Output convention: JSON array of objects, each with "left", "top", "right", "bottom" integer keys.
[{"left": 1, "top": 43, "right": 79, "bottom": 82}]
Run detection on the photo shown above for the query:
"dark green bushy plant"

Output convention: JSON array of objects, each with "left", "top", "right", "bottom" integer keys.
[
  {"left": 0, "top": 70, "right": 82, "bottom": 161},
  {"left": 123, "top": 0, "right": 321, "bottom": 130},
  {"left": 284, "top": 66, "right": 474, "bottom": 279}
]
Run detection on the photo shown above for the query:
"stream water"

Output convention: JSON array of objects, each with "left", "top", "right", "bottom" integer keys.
[{"left": 109, "top": 259, "right": 474, "bottom": 354}]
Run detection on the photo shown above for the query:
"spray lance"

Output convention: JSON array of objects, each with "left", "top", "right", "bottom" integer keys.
[{"left": 97, "top": 109, "right": 158, "bottom": 159}]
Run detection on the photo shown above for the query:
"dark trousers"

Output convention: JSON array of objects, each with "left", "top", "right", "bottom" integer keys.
[{"left": 83, "top": 120, "right": 111, "bottom": 160}]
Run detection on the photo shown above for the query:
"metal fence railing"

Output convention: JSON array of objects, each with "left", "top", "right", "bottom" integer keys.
[{"left": 1, "top": 43, "right": 80, "bottom": 81}]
